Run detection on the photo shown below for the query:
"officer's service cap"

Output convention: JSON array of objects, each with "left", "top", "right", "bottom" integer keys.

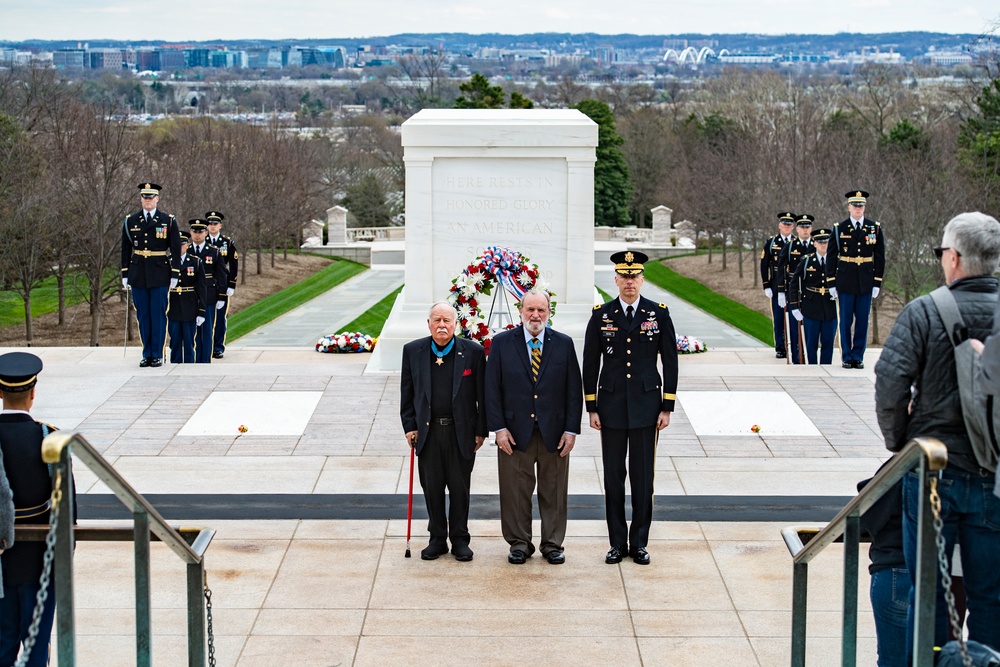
[
  {"left": 610, "top": 250, "right": 648, "bottom": 276},
  {"left": 138, "top": 182, "right": 162, "bottom": 196},
  {"left": 189, "top": 219, "right": 208, "bottom": 232},
  {"left": 179, "top": 231, "right": 191, "bottom": 243},
  {"left": 812, "top": 228, "right": 833, "bottom": 242},
  {"left": 0, "top": 351, "right": 43, "bottom": 393},
  {"left": 846, "top": 190, "right": 869, "bottom": 205},
  {"left": 777, "top": 212, "right": 796, "bottom": 223},
  {"left": 206, "top": 211, "right": 225, "bottom": 222},
  {"left": 796, "top": 214, "right": 815, "bottom": 226}
]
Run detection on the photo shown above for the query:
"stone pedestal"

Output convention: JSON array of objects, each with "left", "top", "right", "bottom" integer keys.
[
  {"left": 651, "top": 205, "right": 673, "bottom": 245},
  {"left": 368, "top": 109, "right": 598, "bottom": 372},
  {"left": 325, "top": 205, "right": 348, "bottom": 246},
  {"left": 301, "top": 219, "right": 324, "bottom": 247}
]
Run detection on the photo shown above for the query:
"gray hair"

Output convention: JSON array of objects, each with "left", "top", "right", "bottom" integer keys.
[
  {"left": 519, "top": 290, "right": 551, "bottom": 309},
  {"left": 428, "top": 301, "right": 458, "bottom": 319},
  {"left": 942, "top": 212, "right": 1000, "bottom": 276}
]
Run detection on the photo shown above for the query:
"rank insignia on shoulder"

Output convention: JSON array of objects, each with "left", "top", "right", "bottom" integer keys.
[
  {"left": 659, "top": 303, "right": 666, "bottom": 309},
  {"left": 593, "top": 304, "right": 601, "bottom": 310}
]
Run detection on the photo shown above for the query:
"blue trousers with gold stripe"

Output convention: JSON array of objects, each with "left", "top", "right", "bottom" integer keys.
[
  {"left": 132, "top": 285, "right": 168, "bottom": 361},
  {"left": 839, "top": 291, "right": 872, "bottom": 364}
]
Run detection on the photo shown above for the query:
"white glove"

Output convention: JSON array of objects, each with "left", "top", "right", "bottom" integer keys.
[
  {"left": 121, "top": 278, "right": 128, "bottom": 289},
  {"left": 791, "top": 309, "right": 803, "bottom": 322},
  {"left": 764, "top": 288, "right": 773, "bottom": 299},
  {"left": 216, "top": 301, "right": 225, "bottom": 310},
  {"left": 170, "top": 278, "right": 179, "bottom": 290},
  {"left": 226, "top": 288, "right": 234, "bottom": 297},
  {"left": 777, "top": 292, "right": 787, "bottom": 308},
  {"left": 829, "top": 287, "right": 838, "bottom": 300},
  {"left": 196, "top": 316, "right": 205, "bottom": 327},
  {"left": 872, "top": 287, "right": 880, "bottom": 299}
]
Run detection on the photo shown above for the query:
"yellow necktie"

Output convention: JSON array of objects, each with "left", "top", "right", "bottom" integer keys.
[{"left": 530, "top": 338, "right": 541, "bottom": 382}]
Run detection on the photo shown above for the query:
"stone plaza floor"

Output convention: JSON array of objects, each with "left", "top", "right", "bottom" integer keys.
[{"left": 7, "top": 344, "right": 890, "bottom": 666}]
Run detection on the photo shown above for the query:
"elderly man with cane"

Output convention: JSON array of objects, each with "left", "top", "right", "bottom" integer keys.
[{"left": 400, "top": 302, "right": 487, "bottom": 561}]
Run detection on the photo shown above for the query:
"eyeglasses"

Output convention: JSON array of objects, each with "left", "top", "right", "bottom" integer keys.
[{"left": 933, "top": 246, "right": 962, "bottom": 259}]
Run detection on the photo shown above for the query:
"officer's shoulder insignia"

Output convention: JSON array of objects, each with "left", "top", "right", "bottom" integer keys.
[
  {"left": 593, "top": 304, "right": 601, "bottom": 311},
  {"left": 875, "top": 220, "right": 881, "bottom": 226},
  {"left": 659, "top": 302, "right": 666, "bottom": 309},
  {"left": 760, "top": 249, "right": 765, "bottom": 259},
  {"left": 40, "top": 421, "right": 58, "bottom": 433}
]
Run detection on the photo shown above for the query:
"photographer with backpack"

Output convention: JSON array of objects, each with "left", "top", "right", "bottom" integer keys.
[{"left": 875, "top": 212, "right": 1000, "bottom": 660}]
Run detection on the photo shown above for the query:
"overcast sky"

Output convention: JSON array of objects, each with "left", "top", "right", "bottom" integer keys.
[{"left": 2, "top": 0, "right": 998, "bottom": 42}]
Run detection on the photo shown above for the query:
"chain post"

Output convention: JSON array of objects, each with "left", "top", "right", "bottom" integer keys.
[
  {"left": 204, "top": 572, "right": 216, "bottom": 667},
  {"left": 929, "top": 477, "right": 973, "bottom": 667}
]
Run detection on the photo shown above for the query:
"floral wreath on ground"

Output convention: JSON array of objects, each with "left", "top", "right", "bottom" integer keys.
[
  {"left": 676, "top": 335, "right": 707, "bottom": 354},
  {"left": 316, "top": 331, "right": 377, "bottom": 353},
  {"left": 448, "top": 245, "right": 555, "bottom": 354}
]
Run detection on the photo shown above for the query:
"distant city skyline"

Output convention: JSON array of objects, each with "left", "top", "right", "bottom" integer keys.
[{"left": 2, "top": 0, "right": 998, "bottom": 42}]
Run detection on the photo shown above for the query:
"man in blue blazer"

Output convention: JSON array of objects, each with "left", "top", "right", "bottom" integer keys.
[
  {"left": 486, "top": 290, "right": 583, "bottom": 565},
  {"left": 400, "top": 302, "right": 487, "bottom": 561}
]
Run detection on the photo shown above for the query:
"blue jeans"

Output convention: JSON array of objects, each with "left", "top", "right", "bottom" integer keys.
[
  {"left": 0, "top": 581, "right": 56, "bottom": 667},
  {"left": 902, "top": 468, "right": 1000, "bottom": 654},
  {"left": 838, "top": 290, "right": 872, "bottom": 363},
  {"left": 871, "top": 566, "right": 911, "bottom": 667}
]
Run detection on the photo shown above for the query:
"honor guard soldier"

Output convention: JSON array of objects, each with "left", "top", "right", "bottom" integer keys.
[
  {"left": 121, "top": 183, "right": 181, "bottom": 368},
  {"left": 188, "top": 220, "right": 228, "bottom": 364},
  {"left": 583, "top": 251, "right": 678, "bottom": 566},
  {"left": 205, "top": 211, "right": 239, "bottom": 359},
  {"left": 789, "top": 228, "right": 839, "bottom": 365},
  {"left": 0, "top": 352, "right": 76, "bottom": 667},
  {"left": 761, "top": 212, "right": 796, "bottom": 358},
  {"left": 777, "top": 214, "right": 817, "bottom": 364},
  {"left": 830, "top": 190, "right": 885, "bottom": 369},
  {"left": 167, "top": 232, "right": 208, "bottom": 364}
]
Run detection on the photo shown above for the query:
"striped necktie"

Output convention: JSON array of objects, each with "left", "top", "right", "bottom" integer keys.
[{"left": 530, "top": 337, "right": 541, "bottom": 382}]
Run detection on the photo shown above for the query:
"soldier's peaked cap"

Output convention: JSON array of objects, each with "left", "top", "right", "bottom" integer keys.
[
  {"left": 0, "top": 351, "right": 43, "bottom": 393},
  {"left": 610, "top": 250, "right": 648, "bottom": 276},
  {"left": 138, "top": 183, "right": 162, "bottom": 195},
  {"left": 205, "top": 211, "right": 225, "bottom": 222},
  {"left": 189, "top": 219, "right": 208, "bottom": 232},
  {"left": 777, "top": 212, "right": 796, "bottom": 222},
  {"left": 796, "top": 214, "right": 815, "bottom": 226},
  {"left": 811, "top": 228, "right": 833, "bottom": 242},
  {"left": 846, "top": 190, "right": 869, "bottom": 204}
]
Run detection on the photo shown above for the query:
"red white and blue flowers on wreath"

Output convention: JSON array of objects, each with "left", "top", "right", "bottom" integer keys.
[
  {"left": 448, "top": 245, "right": 554, "bottom": 351},
  {"left": 316, "top": 331, "right": 376, "bottom": 353}
]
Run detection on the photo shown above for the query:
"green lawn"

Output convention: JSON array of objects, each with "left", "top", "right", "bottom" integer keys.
[
  {"left": 338, "top": 286, "right": 402, "bottom": 337},
  {"left": 0, "top": 274, "right": 90, "bottom": 327},
  {"left": 643, "top": 260, "right": 773, "bottom": 345},
  {"left": 226, "top": 259, "right": 367, "bottom": 342}
]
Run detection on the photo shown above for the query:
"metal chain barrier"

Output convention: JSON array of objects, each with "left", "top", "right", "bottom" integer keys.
[
  {"left": 15, "top": 470, "right": 63, "bottom": 667},
  {"left": 204, "top": 574, "right": 216, "bottom": 667},
  {"left": 930, "top": 476, "right": 973, "bottom": 667}
]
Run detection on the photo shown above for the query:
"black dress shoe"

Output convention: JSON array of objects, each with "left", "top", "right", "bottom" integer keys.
[
  {"left": 507, "top": 549, "right": 528, "bottom": 565},
  {"left": 420, "top": 543, "right": 448, "bottom": 561},
  {"left": 631, "top": 547, "right": 651, "bottom": 565},
  {"left": 842, "top": 361, "right": 854, "bottom": 369},
  {"left": 853, "top": 360, "right": 864, "bottom": 369},
  {"left": 452, "top": 544, "right": 474, "bottom": 562},
  {"left": 150, "top": 358, "right": 163, "bottom": 367},
  {"left": 544, "top": 550, "right": 565, "bottom": 565},
  {"left": 775, "top": 350, "right": 786, "bottom": 359},
  {"left": 212, "top": 351, "right": 224, "bottom": 359},
  {"left": 139, "top": 358, "right": 151, "bottom": 368},
  {"left": 605, "top": 545, "right": 627, "bottom": 564}
]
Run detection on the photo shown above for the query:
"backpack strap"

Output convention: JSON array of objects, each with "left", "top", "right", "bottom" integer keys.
[{"left": 930, "top": 286, "right": 968, "bottom": 347}]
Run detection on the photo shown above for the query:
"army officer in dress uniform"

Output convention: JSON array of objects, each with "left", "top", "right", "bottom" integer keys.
[
  {"left": 167, "top": 231, "right": 207, "bottom": 364},
  {"left": 188, "top": 220, "right": 228, "bottom": 364},
  {"left": 121, "top": 183, "right": 182, "bottom": 368},
  {"left": 761, "top": 212, "right": 796, "bottom": 359},
  {"left": 778, "top": 214, "right": 817, "bottom": 364},
  {"left": 205, "top": 211, "right": 239, "bottom": 359},
  {"left": 789, "top": 228, "right": 839, "bottom": 365},
  {"left": 830, "top": 190, "right": 885, "bottom": 369},
  {"left": 583, "top": 251, "right": 678, "bottom": 566},
  {"left": 0, "top": 352, "right": 76, "bottom": 667}
]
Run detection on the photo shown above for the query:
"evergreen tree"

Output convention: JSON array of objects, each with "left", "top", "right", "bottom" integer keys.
[
  {"left": 958, "top": 78, "right": 1000, "bottom": 212},
  {"left": 341, "top": 173, "right": 391, "bottom": 227},
  {"left": 576, "top": 99, "right": 632, "bottom": 227},
  {"left": 454, "top": 73, "right": 506, "bottom": 109}
]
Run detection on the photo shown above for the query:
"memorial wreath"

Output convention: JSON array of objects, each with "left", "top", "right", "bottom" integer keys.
[
  {"left": 316, "top": 331, "right": 377, "bottom": 353},
  {"left": 448, "top": 245, "right": 554, "bottom": 353}
]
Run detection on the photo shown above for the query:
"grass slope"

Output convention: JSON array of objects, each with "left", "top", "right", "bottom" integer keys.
[
  {"left": 644, "top": 260, "right": 773, "bottom": 345},
  {"left": 227, "top": 259, "right": 366, "bottom": 342},
  {"left": 339, "top": 286, "right": 402, "bottom": 337}
]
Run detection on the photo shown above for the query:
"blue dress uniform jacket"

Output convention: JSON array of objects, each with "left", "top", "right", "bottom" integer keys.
[
  {"left": 789, "top": 254, "right": 839, "bottom": 322},
  {"left": 208, "top": 234, "right": 239, "bottom": 291},
  {"left": 830, "top": 217, "right": 885, "bottom": 295},
  {"left": 190, "top": 244, "right": 228, "bottom": 305},
  {"left": 121, "top": 209, "right": 182, "bottom": 288},
  {"left": 760, "top": 235, "right": 790, "bottom": 291},
  {"left": 777, "top": 237, "right": 816, "bottom": 295},
  {"left": 168, "top": 254, "right": 207, "bottom": 322},
  {"left": 583, "top": 296, "right": 678, "bottom": 428}
]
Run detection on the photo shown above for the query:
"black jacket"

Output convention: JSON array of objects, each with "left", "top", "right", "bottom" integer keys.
[
  {"left": 168, "top": 253, "right": 208, "bottom": 322},
  {"left": 121, "top": 209, "right": 182, "bottom": 289},
  {"left": 760, "top": 235, "right": 791, "bottom": 291},
  {"left": 190, "top": 243, "right": 228, "bottom": 304},
  {"left": 858, "top": 459, "right": 905, "bottom": 575},
  {"left": 831, "top": 217, "right": 885, "bottom": 294},
  {"left": 789, "top": 254, "right": 838, "bottom": 322},
  {"left": 777, "top": 237, "right": 815, "bottom": 294},
  {"left": 400, "top": 336, "right": 488, "bottom": 460},
  {"left": 875, "top": 275, "right": 999, "bottom": 472}
]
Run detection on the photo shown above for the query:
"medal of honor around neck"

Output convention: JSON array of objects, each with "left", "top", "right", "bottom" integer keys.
[{"left": 431, "top": 338, "right": 455, "bottom": 366}]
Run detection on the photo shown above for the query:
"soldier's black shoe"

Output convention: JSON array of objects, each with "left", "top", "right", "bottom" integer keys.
[
  {"left": 605, "top": 545, "right": 627, "bottom": 564},
  {"left": 853, "top": 360, "right": 865, "bottom": 369},
  {"left": 842, "top": 361, "right": 853, "bottom": 369},
  {"left": 775, "top": 350, "right": 787, "bottom": 359},
  {"left": 139, "top": 358, "right": 151, "bottom": 368},
  {"left": 150, "top": 358, "right": 163, "bottom": 367},
  {"left": 212, "top": 351, "right": 224, "bottom": 359},
  {"left": 631, "top": 547, "right": 651, "bottom": 565}
]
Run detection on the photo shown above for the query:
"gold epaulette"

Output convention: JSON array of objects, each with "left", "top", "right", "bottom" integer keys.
[
  {"left": 593, "top": 304, "right": 601, "bottom": 310},
  {"left": 659, "top": 303, "right": 666, "bottom": 308}
]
